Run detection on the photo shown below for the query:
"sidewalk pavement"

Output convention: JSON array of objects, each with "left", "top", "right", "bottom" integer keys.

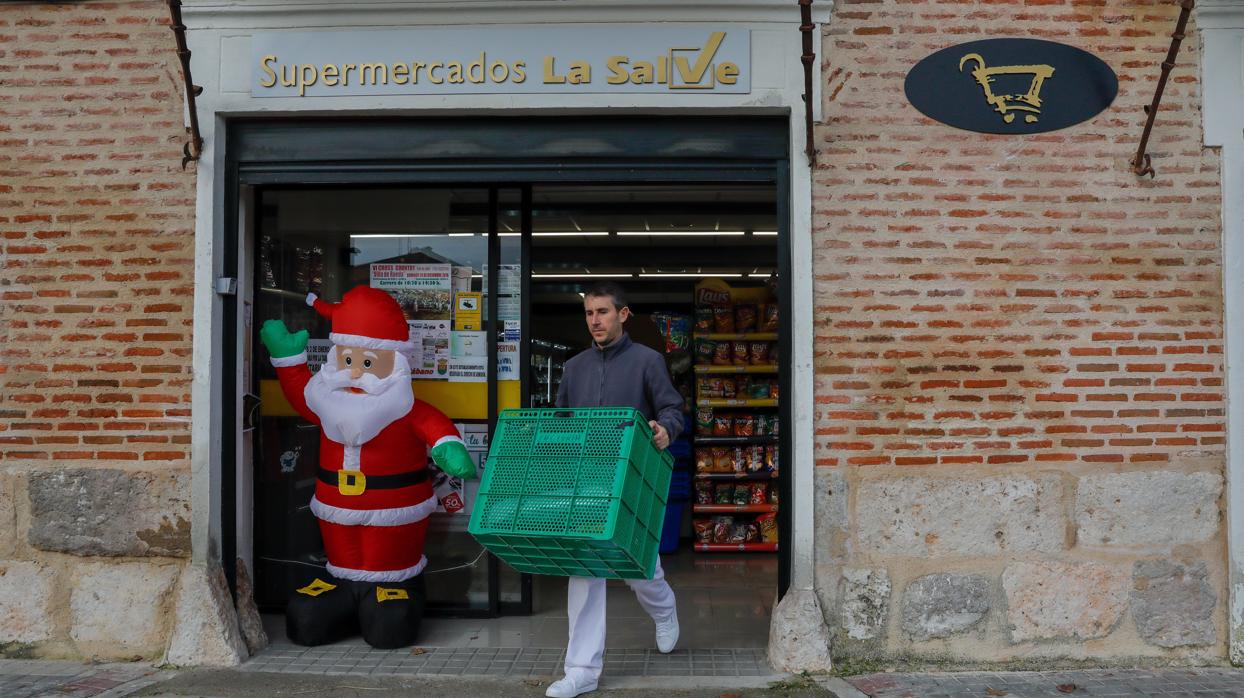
[{"left": 4, "top": 658, "right": 1244, "bottom": 697}]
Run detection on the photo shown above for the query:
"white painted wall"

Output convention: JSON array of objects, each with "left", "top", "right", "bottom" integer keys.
[
  {"left": 1199, "top": 0, "right": 1244, "bottom": 666},
  {"left": 183, "top": 0, "right": 831, "bottom": 632}
]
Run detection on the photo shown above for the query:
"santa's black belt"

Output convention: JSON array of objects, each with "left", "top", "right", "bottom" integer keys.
[{"left": 317, "top": 467, "right": 428, "bottom": 496}]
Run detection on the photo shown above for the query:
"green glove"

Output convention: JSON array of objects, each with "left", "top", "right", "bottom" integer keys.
[
  {"left": 431, "top": 440, "right": 476, "bottom": 479},
  {"left": 259, "top": 319, "right": 309, "bottom": 359}
]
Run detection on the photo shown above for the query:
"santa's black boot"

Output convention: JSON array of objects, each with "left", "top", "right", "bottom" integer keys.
[
  {"left": 358, "top": 575, "right": 427, "bottom": 649},
  {"left": 285, "top": 575, "right": 360, "bottom": 646}
]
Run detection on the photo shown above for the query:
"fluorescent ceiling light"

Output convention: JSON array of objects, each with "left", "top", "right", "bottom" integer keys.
[
  {"left": 638, "top": 273, "right": 745, "bottom": 278},
  {"left": 349, "top": 233, "right": 472, "bottom": 239},
  {"left": 499, "top": 231, "right": 610, "bottom": 237},
  {"left": 532, "top": 273, "right": 633, "bottom": 279},
  {"left": 616, "top": 231, "right": 746, "bottom": 237},
  {"left": 753, "top": 231, "right": 778, "bottom": 236}
]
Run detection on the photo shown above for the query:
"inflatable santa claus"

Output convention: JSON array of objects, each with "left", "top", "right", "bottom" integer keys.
[{"left": 259, "top": 285, "right": 476, "bottom": 649}]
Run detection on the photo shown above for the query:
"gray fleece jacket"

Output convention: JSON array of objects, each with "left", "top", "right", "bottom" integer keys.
[{"left": 554, "top": 333, "right": 685, "bottom": 445}]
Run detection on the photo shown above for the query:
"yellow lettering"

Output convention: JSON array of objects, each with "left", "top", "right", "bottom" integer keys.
[
  {"left": 280, "top": 64, "right": 296, "bottom": 87},
  {"left": 672, "top": 31, "right": 726, "bottom": 88},
  {"left": 298, "top": 64, "right": 317, "bottom": 96},
  {"left": 322, "top": 64, "right": 339, "bottom": 86},
  {"left": 567, "top": 60, "right": 590, "bottom": 84},
  {"left": 716, "top": 62, "right": 739, "bottom": 85},
  {"left": 629, "top": 60, "right": 654, "bottom": 84},
  {"left": 259, "top": 55, "right": 278, "bottom": 88},
  {"left": 511, "top": 61, "right": 526, "bottom": 83},
  {"left": 411, "top": 62, "right": 425, "bottom": 84},
  {"left": 428, "top": 62, "right": 444, "bottom": 84},
  {"left": 446, "top": 61, "right": 465, "bottom": 84},
  {"left": 606, "top": 56, "right": 629, "bottom": 85},
  {"left": 468, "top": 52, "right": 486, "bottom": 83},
  {"left": 488, "top": 60, "right": 509, "bottom": 83},
  {"left": 342, "top": 64, "right": 356, "bottom": 86},
  {"left": 658, "top": 55, "right": 668, "bottom": 84},
  {"left": 543, "top": 56, "right": 565, "bottom": 84},
  {"left": 359, "top": 63, "right": 387, "bottom": 85},
  {"left": 391, "top": 62, "right": 408, "bottom": 85}
]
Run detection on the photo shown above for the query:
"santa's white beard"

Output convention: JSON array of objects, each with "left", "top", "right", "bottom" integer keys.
[{"left": 304, "top": 347, "right": 415, "bottom": 446}]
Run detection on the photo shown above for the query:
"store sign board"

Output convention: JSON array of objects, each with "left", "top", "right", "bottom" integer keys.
[
  {"left": 252, "top": 26, "right": 750, "bottom": 97},
  {"left": 904, "top": 38, "right": 1117, "bottom": 135}
]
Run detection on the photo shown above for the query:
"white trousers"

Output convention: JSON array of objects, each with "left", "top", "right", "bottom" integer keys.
[{"left": 563, "top": 557, "right": 676, "bottom": 681}]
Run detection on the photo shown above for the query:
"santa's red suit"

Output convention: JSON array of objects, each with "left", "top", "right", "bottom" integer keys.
[{"left": 270, "top": 287, "right": 464, "bottom": 583}]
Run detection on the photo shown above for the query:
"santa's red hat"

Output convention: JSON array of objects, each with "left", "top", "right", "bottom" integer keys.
[{"left": 306, "top": 287, "right": 411, "bottom": 352}]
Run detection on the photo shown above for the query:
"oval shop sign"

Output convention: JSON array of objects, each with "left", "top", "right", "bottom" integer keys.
[{"left": 904, "top": 38, "right": 1118, "bottom": 135}]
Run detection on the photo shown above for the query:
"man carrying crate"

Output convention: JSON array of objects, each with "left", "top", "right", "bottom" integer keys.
[{"left": 545, "top": 282, "right": 684, "bottom": 698}]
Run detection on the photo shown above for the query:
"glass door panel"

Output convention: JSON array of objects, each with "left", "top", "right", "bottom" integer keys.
[{"left": 252, "top": 186, "right": 498, "bottom": 613}]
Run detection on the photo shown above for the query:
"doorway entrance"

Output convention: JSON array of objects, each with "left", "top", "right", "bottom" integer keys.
[{"left": 221, "top": 117, "right": 793, "bottom": 659}]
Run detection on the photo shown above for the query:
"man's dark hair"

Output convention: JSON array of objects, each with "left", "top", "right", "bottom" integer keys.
[{"left": 584, "top": 282, "right": 628, "bottom": 311}]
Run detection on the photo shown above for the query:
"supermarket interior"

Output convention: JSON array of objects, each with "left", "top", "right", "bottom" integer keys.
[{"left": 251, "top": 182, "right": 785, "bottom": 649}]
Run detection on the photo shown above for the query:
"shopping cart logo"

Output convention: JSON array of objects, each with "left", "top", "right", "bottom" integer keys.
[
  {"left": 904, "top": 38, "right": 1116, "bottom": 135},
  {"left": 958, "top": 53, "right": 1054, "bottom": 125}
]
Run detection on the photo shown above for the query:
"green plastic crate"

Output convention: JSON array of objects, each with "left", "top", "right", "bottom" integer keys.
[{"left": 467, "top": 407, "right": 674, "bottom": 580}]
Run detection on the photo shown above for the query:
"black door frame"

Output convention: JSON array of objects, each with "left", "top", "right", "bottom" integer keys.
[{"left": 220, "top": 116, "right": 795, "bottom": 614}]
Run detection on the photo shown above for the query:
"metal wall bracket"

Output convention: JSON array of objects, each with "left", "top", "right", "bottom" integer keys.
[
  {"left": 166, "top": 0, "right": 204, "bottom": 169},
  {"left": 799, "top": 0, "right": 818, "bottom": 165},
  {"left": 1131, "top": 0, "right": 1196, "bottom": 178}
]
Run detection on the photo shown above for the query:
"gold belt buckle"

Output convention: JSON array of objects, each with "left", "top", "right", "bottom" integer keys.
[{"left": 337, "top": 469, "right": 366, "bottom": 496}]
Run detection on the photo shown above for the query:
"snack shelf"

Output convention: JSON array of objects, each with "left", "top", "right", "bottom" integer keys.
[
  {"left": 693, "top": 436, "right": 778, "bottom": 445},
  {"left": 695, "top": 471, "right": 780, "bottom": 480},
  {"left": 696, "top": 332, "right": 779, "bottom": 341},
  {"left": 694, "top": 542, "right": 779, "bottom": 553},
  {"left": 698, "top": 399, "right": 778, "bottom": 408},
  {"left": 694, "top": 364, "right": 780, "bottom": 374},
  {"left": 693, "top": 504, "right": 779, "bottom": 514}
]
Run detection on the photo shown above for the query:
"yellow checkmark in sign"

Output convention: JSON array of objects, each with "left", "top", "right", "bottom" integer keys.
[{"left": 670, "top": 32, "right": 726, "bottom": 90}]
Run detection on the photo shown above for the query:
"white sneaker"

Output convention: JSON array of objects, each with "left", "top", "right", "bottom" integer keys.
[
  {"left": 655, "top": 613, "right": 680, "bottom": 653},
  {"left": 545, "top": 673, "right": 598, "bottom": 698}
]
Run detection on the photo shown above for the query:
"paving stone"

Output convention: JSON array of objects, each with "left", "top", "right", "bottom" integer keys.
[
  {"left": 163, "top": 562, "right": 247, "bottom": 667},
  {"left": 1002, "top": 560, "right": 1128, "bottom": 642},
  {"left": 1131, "top": 559, "right": 1217, "bottom": 648},
  {"left": 857, "top": 475, "right": 1064, "bottom": 557},
  {"left": 901, "top": 572, "right": 991, "bottom": 640},
  {"left": 69, "top": 561, "right": 180, "bottom": 658},
  {"left": 1076, "top": 471, "right": 1222, "bottom": 548},
  {"left": 0, "top": 561, "right": 56, "bottom": 644},
  {"left": 840, "top": 567, "right": 891, "bottom": 641},
  {"left": 27, "top": 468, "right": 190, "bottom": 558}
]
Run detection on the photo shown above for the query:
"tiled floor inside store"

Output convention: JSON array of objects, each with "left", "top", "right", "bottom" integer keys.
[{"left": 244, "top": 551, "right": 781, "bottom": 678}]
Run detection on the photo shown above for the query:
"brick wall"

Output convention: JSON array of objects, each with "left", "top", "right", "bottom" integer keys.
[
  {"left": 813, "top": 0, "right": 1226, "bottom": 663},
  {"left": 1, "top": 0, "right": 195, "bottom": 465},
  {"left": 0, "top": 1, "right": 197, "bottom": 659}
]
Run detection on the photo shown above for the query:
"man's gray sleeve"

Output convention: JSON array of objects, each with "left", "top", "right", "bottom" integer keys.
[{"left": 646, "top": 355, "right": 685, "bottom": 443}]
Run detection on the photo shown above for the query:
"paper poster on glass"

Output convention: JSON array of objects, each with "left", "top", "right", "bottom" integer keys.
[
  {"left": 432, "top": 423, "right": 488, "bottom": 514},
  {"left": 454, "top": 292, "right": 483, "bottom": 331},
  {"left": 370, "top": 263, "right": 452, "bottom": 320},
  {"left": 407, "top": 319, "right": 450, "bottom": 380},
  {"left": 481, "top": 264, "right": 521, "bottom": 322},
  {"left": 306, "top": 339, "right": 333, "bottom": 373},
  {"left": 497, "top": 341, "right": 520, "bottom": 381},
  {"left": 451, "top": 266, "right": 473, "bottom": 294}
]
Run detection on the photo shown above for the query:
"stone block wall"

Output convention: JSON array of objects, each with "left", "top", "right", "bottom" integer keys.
[
  {"left": 813, "top": 0, "right": 1226, "bottom": 665},
  {"left": 0, "top": 1, "right": 201, "bottom": 661}
]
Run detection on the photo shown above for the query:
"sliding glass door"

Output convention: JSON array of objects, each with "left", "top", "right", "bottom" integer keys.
[{"left": 249, "top": 185, "right": 528, "bottom": 616}]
